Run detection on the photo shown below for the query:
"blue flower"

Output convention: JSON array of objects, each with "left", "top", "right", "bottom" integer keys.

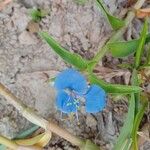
[
  {"left": 56, "top": 90, "right": 80, "bottom": 113},
  {"left": 55, "top": 69, "right": 87, "bottom": 94},
  {"left": 54, "top": 68, "right": 106, "bottom": 114},
  {"left": 85, "top": 85, "right": 106, "bottom": 113}
]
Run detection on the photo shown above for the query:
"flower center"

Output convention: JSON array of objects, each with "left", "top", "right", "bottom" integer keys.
[{"left": 65, "top": 89, "right": 80, "bottom": 109}]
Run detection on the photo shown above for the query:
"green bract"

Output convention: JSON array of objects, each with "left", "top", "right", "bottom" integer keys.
[
  {"left": 108, "top": 33, "right": 150, "bottom": 58},
  {"left": 96, "top": 0, "right": 125, "bottom": 30}
]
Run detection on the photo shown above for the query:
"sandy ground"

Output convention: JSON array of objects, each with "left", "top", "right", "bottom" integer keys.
[{"left": 0, "top": 0, "right": 149, "bottom": 149}]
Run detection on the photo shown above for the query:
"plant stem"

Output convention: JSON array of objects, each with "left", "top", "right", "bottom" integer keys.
[
  {"left": 90, "top": 0, "right": 146, "bottom": 70},
  {"left": 135, "top": 18, "right": 148, "bottom": 69},
  {"left": 0, "top": 83, "right": 86, "bottom": 148},
  {"left": 131, "top": 99, "right": 148, "bottom": 150},
  {"left": 131, "top": 69, "right": 140, "bottom": 115},
  {"left": 146, "top": 46, "right": 150, "bottom": 65}
]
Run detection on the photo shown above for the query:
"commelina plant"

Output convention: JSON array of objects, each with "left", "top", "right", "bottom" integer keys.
[
  {"left": 39, "top": 0, "right": 150, "bottom": 149},
  {"left": 0, "top": 0, "right": 149, "bottom": 150}
]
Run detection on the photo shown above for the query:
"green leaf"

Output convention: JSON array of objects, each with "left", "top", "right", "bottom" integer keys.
[
  {"left": 29, "top": 8, "right": 48, "bottom": 22},
  {"left": 132, "top": 96, "right": 148, "bottom": 150},
  {"left": 0, "top": 125, "right": 39, "bottom": 149},
  {"left": 107, "top": 15, "right": 125, "bottom": 30},
  {"left": 74, "top": 0, "right": 87, "bottom": 5},
  {"left": 140, "top": 64, "right": 150, "bottom": 68},
  {"left": 122, "top": 139, "right": 132, "bottom": 150},
  {"left": 113, "top": 94, "right": 135, "bottom": 150},
  {"left": 108, "top": 33, "right": 150, "bottom": 58},
  {"left": 135, "top": 19, "right": 148, "bottom": 68},
  {"left": 15, "top": 125, "right": 39, "bottom": 139},
  {"left": 88, "top": 74, "right": 142, "bottom": 94},
  {"left": 80, "top": 140, "right": 100, "bottom": 150},
  {"left": 39, "top": 32, "right": 88, "bottom": 70},
  {"left": 96, "top": 0, "right": 125, "bottom": 30}
]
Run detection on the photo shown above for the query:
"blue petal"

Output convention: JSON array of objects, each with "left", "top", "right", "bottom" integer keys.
[
  {"left": 85, "top": 84, "right": 106, "bottom": 113},
  {"left": 56, "top": 90, "right": 79, "bottom": 114},
  {"left": 54, "top": 68, "right": 87, "bottom": 93}
]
